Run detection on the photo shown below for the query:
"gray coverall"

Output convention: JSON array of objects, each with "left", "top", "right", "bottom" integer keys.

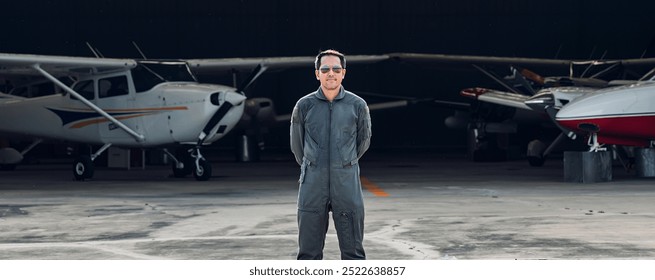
[{"left": 290, "top": 87, "right": 372, "bottom": 260}]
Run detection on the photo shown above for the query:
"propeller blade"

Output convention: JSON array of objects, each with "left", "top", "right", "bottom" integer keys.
[
  {"left": 237, "top": 64, "right": 268, "bottom": 93},
  {"left": 510, "top": 67, "right": 537, "bottom": 95},
  {"left": 545, "top": 106, "right": 577, "bottom": 140},
  {"left": 518, "top": 67, "right": 545, "bottom": 86},
  {"left": 197, "top": 102, "right": 233, "bottom": 146},
  {"left": 197, "top": 91, "right": 246, "bottom": 146}
]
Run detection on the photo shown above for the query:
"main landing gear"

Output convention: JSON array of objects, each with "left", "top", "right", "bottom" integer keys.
[
  {"left": 73, "top": 143, "right": 112, "bottom": 181},
  {"left": 73, "top": 145, "right": 213, "bottom": 181}
]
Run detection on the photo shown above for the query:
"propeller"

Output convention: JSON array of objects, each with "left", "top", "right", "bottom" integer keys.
[
  {"left": 197, "top": 64, "right": 268, "bottom": 147},
  {"left": 517, "top": 67, "right": 545, "bottom": 86},
  {"left": 196, "top": 94, "right": 237, "bottom": 146},
  {"left": 237, "top": 64, "right": 268, "bottom": 93},
  {"left": 235, "top": 64, "right": 277, "bottom": 132}
]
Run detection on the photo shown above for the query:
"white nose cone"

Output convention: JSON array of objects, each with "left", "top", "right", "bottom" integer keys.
[{"left": 225, "top": 91, "right": 247, "bottom": 105}]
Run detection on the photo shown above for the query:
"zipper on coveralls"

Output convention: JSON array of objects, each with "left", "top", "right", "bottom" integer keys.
[{"left": 328, "top": 101, "right": 333, "bottom": 201}]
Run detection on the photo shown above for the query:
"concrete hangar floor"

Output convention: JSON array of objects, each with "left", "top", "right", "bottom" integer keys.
[{"left": 1, "top": 149, "right": 654, "bottom": 260}]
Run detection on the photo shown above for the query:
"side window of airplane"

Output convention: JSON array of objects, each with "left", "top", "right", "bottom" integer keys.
[
  {"left": 71, "top": 80, "right": 95, "bottom": 100},
  {"left": 9, "top": 79, "right": 70, "bottom": 98},
  {"left": 131, "top": 65, "right": 163, "bottom": 93},
  {"left": 98, "top": 76, "right": 129, "bottom": 98}
]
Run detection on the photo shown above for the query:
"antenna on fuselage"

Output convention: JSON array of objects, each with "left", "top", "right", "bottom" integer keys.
[
  {"left": 85, "top": 42, "right": 104, "bottom": 58},
  {"left": 132, "top": 41, "right": 148, "bottom": 59}
]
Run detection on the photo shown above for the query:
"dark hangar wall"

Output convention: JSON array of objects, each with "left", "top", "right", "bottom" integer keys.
[
  {"left": 3, "top": 1, "right": 652, "bottom": 58},
  {"left": 2, "top": 0, "right": 653, "bottom": 151}
]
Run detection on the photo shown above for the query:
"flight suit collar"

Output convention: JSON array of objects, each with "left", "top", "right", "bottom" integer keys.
[{"left": 315, "top": 86, "right": 345, "bottom": 101}]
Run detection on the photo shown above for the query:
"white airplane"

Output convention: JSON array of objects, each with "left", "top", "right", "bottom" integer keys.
[{"left": 0, "top": 52, "right": 388, "bottom": 180}]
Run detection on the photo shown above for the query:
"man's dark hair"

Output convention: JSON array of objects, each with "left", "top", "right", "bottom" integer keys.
[{"left": 315, "top": 49, "right": 346, "bottom": 70}]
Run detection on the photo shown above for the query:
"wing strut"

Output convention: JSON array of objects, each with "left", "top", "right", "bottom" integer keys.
[{"left": 31, "top": 64, "right": 145, "bottom": 142}]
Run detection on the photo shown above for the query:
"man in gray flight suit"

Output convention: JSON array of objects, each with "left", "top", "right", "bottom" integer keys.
[{"left": 290, "top": 49, "right": 372, "bottom": 260}]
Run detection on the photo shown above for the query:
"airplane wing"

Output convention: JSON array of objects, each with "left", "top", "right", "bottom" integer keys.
[
  {"left": 460, "top": 87, "right": 532, "bottom": 111},
  {"left": 274, "top": 90, "right": 436, "bottom": 123},
  {"left": 389, "top": 52, "right": 575, "bottom": 68},
  {"left": 390, "top": 53, "right": 655, "bottom": 79},
  {"left": 0, "top": 53, "right": 137, "bottom": 79},
  {"left": 389, "top": 52, "right": 655, "bottom": 67},
  {"left": 616, "top": 57, "right": 655, "bottom": 67},
  {"left": 186, "top": 55, "right": 389, "bottom": 75},
  {"left": 0, "top": 53, "right": 144, "bottom": 141}
]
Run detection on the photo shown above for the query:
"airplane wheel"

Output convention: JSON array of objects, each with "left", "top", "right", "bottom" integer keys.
[
  {"left": 193, "top": 159, "right": 212, "bottom": 181},
  {"left": 73, "top": 155, "right": 94, "bottom": 181}
]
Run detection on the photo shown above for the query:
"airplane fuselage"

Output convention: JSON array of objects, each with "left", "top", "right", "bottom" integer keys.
[
  {"left": 556, "top": 81, "right": 655, "bottom": 147},
  {"left": 0, "top": 82, "right": 245, "bottom": 147}
]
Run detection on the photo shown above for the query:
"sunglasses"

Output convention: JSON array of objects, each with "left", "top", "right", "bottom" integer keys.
[{"left": 318, "top": 65, "right": 344, "bottom": 74}]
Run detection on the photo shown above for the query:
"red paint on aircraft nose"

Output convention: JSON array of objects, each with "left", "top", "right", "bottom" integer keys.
[{"left": 557, "top": 115, "right": 655, "bottom": 146}]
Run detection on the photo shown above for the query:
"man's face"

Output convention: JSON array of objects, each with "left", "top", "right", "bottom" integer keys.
[{"left": 315, "top": 55, "right": 346, "bottom": 91}]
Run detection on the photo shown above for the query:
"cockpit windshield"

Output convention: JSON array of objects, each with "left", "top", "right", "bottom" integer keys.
[{"left": 131, "top": 61, "right": 197, "bottom": 92}]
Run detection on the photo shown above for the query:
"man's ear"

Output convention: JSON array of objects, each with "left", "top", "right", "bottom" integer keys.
[{"left": 315, "top": 70, "right": 320, "bottom": 80}]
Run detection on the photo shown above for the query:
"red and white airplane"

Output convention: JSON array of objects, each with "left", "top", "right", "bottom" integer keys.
[
  {"left": 460, "top": 77, "right": 655, "bottom": 171},
  {"left": 556, "top": 79, "right": 655, "bottom": 151},
  {"left": 390, "top": 52, "right": 655, "bottom": 165}
]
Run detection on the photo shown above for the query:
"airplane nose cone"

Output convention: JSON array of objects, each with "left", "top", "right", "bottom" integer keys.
[
  {"left": 225, "top": 91, "right": 246, "bottom": 106},
  {"left": 209, "top": 91, "right": 246, "bottom": 106},
  {"left": 198, "top": 90, "right": 247, "bottom": 146}
]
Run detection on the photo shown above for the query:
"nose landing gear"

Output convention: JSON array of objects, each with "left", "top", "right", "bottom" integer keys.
[{"left": 164, "top": 146, "right": 212, "bottom": 181}]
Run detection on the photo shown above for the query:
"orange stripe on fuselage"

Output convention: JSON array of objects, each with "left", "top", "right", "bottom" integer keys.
[
  {"left": 69, "top": 113, "right": 152, "bottom": 129},
  {"left": 60, "top": 106, "right": 188, "bottom": 112},
  {"left": 360, "top": 176, "right": 389, "bottom": 197},
  {"left": 104, "top": 106, "right": 188, "bottom": 112},
  {"left": 64, "top": 106, "right": 188, "bottom": 129}
]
